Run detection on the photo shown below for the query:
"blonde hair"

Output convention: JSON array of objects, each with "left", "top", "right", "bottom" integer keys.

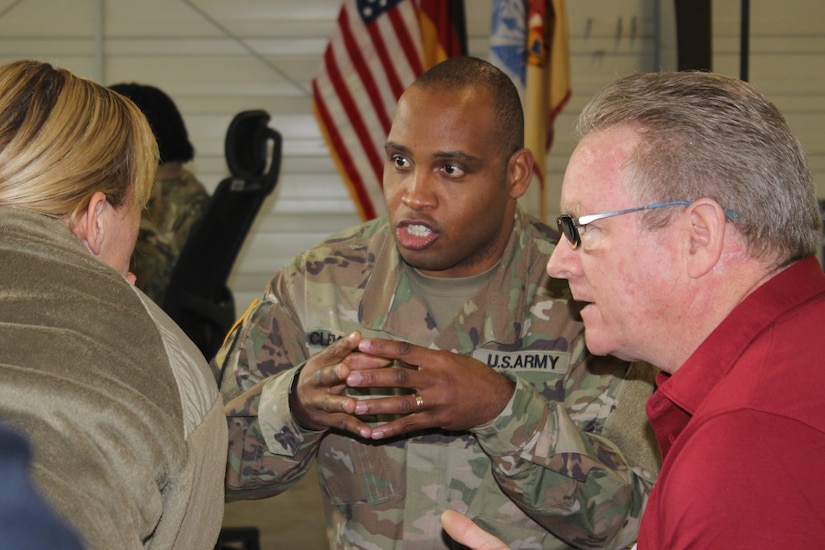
[{"left": 0, "top": 60, "right": 158, "bottom": 227}]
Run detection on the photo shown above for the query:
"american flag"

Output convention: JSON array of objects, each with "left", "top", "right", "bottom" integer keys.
[{"left": 313, "top": 0, "right": 466, "bottom": 220}]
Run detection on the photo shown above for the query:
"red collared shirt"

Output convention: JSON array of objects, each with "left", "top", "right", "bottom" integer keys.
[{"left": 639, "top": 257, "right": 825, "bottom": 549}]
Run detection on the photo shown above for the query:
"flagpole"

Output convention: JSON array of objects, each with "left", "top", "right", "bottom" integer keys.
[{"left": 740, "top": 0, "right": 750, "bottom": 81}]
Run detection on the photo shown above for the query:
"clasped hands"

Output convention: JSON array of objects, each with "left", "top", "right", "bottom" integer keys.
[{"left": 289, "top": 331, "right": 515, "bottom": 440}]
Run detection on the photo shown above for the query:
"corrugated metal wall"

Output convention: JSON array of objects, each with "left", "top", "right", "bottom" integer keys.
[{"left": 1, "top": 0, "right": 823, "bottom": 310}]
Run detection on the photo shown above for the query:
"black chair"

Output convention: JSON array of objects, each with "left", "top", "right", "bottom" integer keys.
[
  {"left": 215, "top": 526, "right": 261, "bottom": 550},
  {"left": 163, "top": 110, "right": 282, "bottom": 360}
]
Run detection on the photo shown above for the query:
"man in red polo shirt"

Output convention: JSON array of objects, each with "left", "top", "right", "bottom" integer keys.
[{"left": 547, "top": 70, "right": 825, "bottom": 548}]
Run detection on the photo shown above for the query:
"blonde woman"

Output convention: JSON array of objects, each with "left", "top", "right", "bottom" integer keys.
[{"left": 0, "top": 60, "right": 226, "bottom": 549}]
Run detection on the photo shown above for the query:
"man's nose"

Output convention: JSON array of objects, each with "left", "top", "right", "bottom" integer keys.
[
  {"left": 401, "top": 171, "right": 437, "bottom": 210},
  {"left": 546, "top": 236, "right": 580, "bottom": 280}
]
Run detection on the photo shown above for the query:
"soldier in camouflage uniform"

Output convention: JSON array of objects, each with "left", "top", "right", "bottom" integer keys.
[
  {"left": 131, "top": 167, "right": 209, "bottom": 303},
  {"left": 215, "top": 57, "right": 659, "bottom": 549},
  {"left": 110, "top": 83, "right": 210, "bottom": 305}
]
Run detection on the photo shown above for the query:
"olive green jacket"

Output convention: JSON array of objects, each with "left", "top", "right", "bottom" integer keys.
[{"left": 0, "top": 207, "right": 226, "bottom": 549}]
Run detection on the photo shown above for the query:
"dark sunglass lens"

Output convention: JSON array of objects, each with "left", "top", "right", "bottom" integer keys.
[{"left": 556, "top": 216, "right": 579, "bottom": 248}]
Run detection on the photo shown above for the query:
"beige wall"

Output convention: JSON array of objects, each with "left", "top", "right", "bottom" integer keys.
[{"left": 1, "top": 0, "right": 823, "bottom": 309}]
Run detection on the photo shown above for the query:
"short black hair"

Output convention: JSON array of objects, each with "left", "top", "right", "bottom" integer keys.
[
  {"left": 414, "top": 56, "right": 524, "bottom": 157},
  {"left": 109, "top": 82, "right": 194, "bottom": 164}
]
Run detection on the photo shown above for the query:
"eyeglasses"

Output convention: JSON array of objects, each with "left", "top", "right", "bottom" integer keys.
[{"left": 556, "top": 200, "right": 691, "bottom": 250}]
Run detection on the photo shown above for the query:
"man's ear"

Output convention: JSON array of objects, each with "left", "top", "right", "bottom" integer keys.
[
  {"left": 507, "top": 147, "right": 534, "bottom": 200},
  {"left": 70, "top": 191, "right": 109, "bottom": 257},
  {"left": 684, "top": 198, "right": 727, "bottom": 279}
]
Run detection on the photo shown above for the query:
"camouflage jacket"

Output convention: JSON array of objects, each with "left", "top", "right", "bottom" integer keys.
[
  {"left": 215, "top": 208, "right": 658, "bottom": 549},
  {"left": 131, "top": 168, "right": 209, "bottom": 304}
]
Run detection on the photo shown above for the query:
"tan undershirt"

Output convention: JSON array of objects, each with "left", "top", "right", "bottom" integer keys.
[{"left": 404, "top": 261, "right": 498, "bottom": 329}]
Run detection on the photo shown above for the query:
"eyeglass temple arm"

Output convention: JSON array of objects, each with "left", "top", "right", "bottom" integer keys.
[{"left": 576, "top": 201, "right": 737, "bottom": 226}]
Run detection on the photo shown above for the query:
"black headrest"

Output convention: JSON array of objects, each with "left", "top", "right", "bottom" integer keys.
[{"left": 224, "top": 110, "right": 274, "bottom": 179}]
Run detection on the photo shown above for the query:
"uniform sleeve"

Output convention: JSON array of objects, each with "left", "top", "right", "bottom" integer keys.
[
  {"left": 215, "top": 271, "right": 310, "bottom": 402},
  {"left": 214, "top": 276, "right": 326, "bottom": 500},
  {"left": 223, "top": 371, "right": 325, "bottom": 500},
  {"left": 471, "top": 352, "right": 658, "bottom": 549}
]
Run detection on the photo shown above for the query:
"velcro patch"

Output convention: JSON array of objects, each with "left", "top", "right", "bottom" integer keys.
[{"left": 472, "top": 349, "right": 571, "bottom": 373}]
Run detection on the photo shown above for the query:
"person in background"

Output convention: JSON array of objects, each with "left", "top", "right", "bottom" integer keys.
[
  {"left": 547, "top": 71, "right": 825, "bottom": 548},
  {"left": 0, "top": 423, "right": 84, "bottom": 550},
  {"left": 0, "top": 59, "right": 227, "bottom": 549},
  {"left": 109, "top": 82, "right": 210, "bottom": 305},
  {"left": 215, "top": 56, "right": 660, "bottom": 549}
]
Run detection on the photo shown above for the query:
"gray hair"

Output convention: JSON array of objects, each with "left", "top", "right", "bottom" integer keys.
[{"left": 576, "top": 71, "right": 819, "bottom": 267}]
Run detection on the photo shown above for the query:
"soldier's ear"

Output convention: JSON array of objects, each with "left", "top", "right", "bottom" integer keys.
[
  {"left": 70, "top": 192, "right": 109, "bottom": 256},
  {"left": 507, "top": 148, "right": 533, "bottom": 200}
]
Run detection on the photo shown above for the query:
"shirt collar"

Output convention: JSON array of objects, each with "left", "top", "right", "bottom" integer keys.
[{"left": 659, "top": 256, "right": 825, "bottom": 414}]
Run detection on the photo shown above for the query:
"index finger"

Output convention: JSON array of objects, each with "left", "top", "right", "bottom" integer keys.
[
  {"left": 357, "top": 338, "right": 423, "bottom": 364},
  {"left": 311, "top": 332, "right": 391, "bottom": 375},
  {"left": 316, "top": 331, "right": 361, "bottom": 364}
]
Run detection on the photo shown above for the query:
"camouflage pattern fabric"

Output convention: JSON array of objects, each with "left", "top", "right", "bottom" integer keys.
[
  {"left": 215, "top": 208, "right": 659, "bottom": 549},
  {"left": 131, "top": 168, "right": 209, "bottom": 304}
]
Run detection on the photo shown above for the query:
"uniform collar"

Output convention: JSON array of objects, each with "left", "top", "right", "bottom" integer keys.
[{"left": 360, "top": 208, "right": 536, "bottom": 351}]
